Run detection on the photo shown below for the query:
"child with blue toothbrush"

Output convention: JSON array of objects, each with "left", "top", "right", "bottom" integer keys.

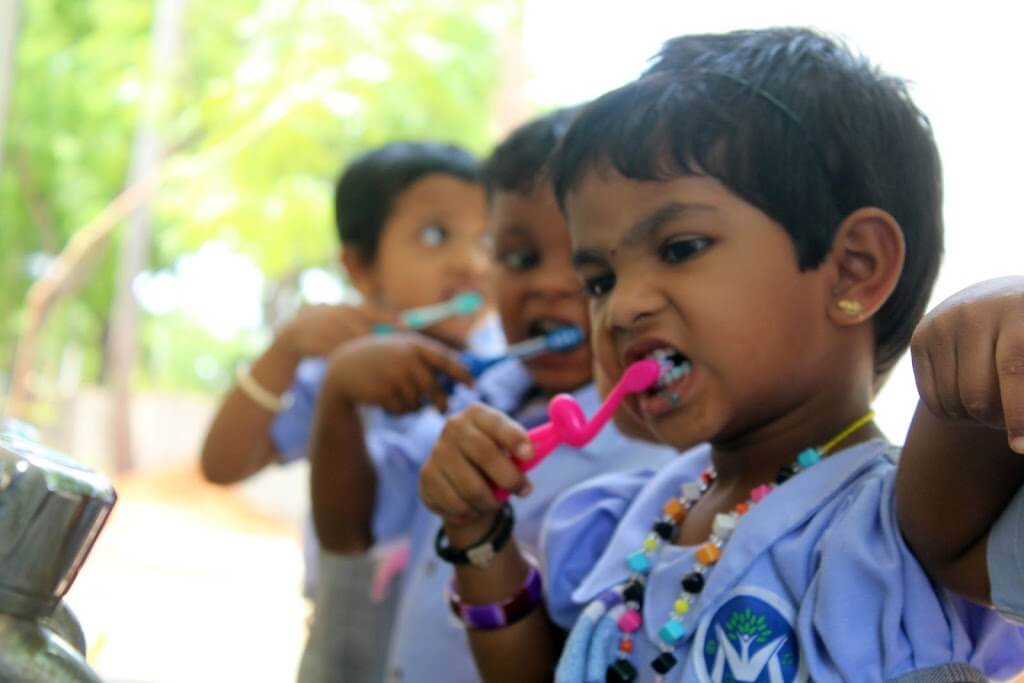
[
  {"left": 418, "top": 28, "right": 1024, "bottom": 683},
  {"left": 199, "top": 141, "right": 499, "bottom": 683},
  {"left": 308, "top": 108, "right": 678, "bottom": 682}
]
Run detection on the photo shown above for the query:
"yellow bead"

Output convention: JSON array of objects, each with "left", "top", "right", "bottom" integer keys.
[
  {"left": 674, "top": 599, "right": 689, "bottom": 614},
  {"left": 643, "top": 537, "right": 658, "bottom": 552}
]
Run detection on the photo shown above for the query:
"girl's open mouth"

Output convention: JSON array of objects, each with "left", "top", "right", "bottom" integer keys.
[{"left": 637, "top": 346, "right": 693, "bottom": 418}]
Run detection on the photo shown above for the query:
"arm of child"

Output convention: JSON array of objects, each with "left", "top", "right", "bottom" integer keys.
[
  {"left": 310, "top": 334, "right": 474, "bottom": 554},
  {"left": 199, "top": 304, "right": 384, "bottom": 484},
  {"left": 896, "top": 276, "right": 1024, "bottom": 605},
  {"left": 419, "top": 404, "right": 560, "bottom": 683}
]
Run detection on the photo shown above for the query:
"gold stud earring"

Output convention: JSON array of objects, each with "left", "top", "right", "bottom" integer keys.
[{"left": 836, "top": 298, "right": 864, "bottom": 317}]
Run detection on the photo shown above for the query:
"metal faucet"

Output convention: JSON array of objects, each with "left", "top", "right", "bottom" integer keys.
[{"left": 0, "top": 427, "right": 116, "bottom": 682}]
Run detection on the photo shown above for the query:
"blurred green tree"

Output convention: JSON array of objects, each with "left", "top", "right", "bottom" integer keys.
[{"left": 1, "top": 0, "right": 513, "bottom": 426}]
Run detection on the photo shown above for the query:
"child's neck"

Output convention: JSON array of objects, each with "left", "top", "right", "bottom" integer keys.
[
  {"left": 708, "top": 393, "right": 883, "bottom": 495},
  {"left": 675, "top": 396, "right": 883, "bottom": 547}
]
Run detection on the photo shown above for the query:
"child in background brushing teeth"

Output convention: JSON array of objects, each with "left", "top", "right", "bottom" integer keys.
[
  {"left": 310, "top": 109, "right": 677, "bottom": 683},
  {"left": 418, "top": 28, "right": 1024, "bottom": 683},
  {"left": 198, "top": 141, "right": 499, "bottom": 683}
]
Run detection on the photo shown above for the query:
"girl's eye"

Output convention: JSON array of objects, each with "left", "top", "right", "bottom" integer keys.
[
  {"left": 499, "top": 249, "right": 539, "bottom": 271},
  {"left": 419, "top": 225, "right": 448, "bottom": 247},
  {"left": 583, "top": 273, "right": 616, "bottom": 298},
  {"left": 660, "top": 237, "right": 711, "bottom": 264}
]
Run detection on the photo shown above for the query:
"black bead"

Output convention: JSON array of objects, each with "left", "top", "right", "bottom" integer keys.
[
  {"left": 606, "top": 658, "right": 638, "bottom": 682},
  {"left": 681, "top": 571, "right": 705, "bottom": 593},
  {"left": 775, "top": 465, "right": 795, "bottom": 484},
  {"left": 623, "top": 580, "right": 645, "bottom": 606},
  {"left": 651, "top": 651, "right": 678, "bottom": 674},
  {"left": 653, "top": 520, "right": 675, "bottom": 540}
]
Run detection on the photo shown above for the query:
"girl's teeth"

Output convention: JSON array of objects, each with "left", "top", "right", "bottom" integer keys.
[
  {"left": 639, "top": 347, "right": 692, "bottom": 392},
  {"left": 656, "top": 360, "right": 690, "bottom": 389}
]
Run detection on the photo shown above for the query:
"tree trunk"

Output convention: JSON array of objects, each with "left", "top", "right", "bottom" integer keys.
[
  {"left": 6, "top": 0, "right": 321, "bottom": 421},
  {"left": 0, "top": 0, "right": 23, "bottom": 177},
  {"left": 105, "top": 0, "right": 186, "bottom": 473}
]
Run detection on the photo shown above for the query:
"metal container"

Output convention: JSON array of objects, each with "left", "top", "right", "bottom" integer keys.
[{"left": 0, "top": 428, "right": 116, "bottom": 682}]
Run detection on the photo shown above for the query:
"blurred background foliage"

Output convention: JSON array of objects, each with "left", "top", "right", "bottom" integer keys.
[{"left": 1, "top": 0, "right": 515, "bottom": 409}]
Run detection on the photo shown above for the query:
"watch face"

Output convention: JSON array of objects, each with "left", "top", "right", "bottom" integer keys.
[
  {"left": 434, "top": 503, "right": 514, "bottom": 566},
  {"left": 467, "top": 544, "right": 496, "bottom": 567}
]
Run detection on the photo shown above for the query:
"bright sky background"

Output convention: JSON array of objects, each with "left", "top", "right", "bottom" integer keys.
[{"left": 522, "top": 0, "right": 1024, "bottom": 441}]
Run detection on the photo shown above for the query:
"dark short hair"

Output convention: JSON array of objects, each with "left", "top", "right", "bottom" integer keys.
[
  {"left": 334, "top": 142, "right": 481, "bottom": 262},
  {"left": 549, "top": 27, "right": 943, "bottom": 375},
  {"left": 482, "top": 107, "right": 578, "bottom": 197}
]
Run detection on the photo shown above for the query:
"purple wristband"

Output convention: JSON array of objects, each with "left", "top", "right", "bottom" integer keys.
[{"left": 447, "top": 563, "right": 543, "bottom": 630}]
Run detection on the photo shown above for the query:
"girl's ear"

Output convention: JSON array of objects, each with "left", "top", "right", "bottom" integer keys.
[
  {"left": 826, "top": 207, "right": 906, "bottom": 327},
  {"left": 340, "top": 246, "right": 377, "bottom": 303}
]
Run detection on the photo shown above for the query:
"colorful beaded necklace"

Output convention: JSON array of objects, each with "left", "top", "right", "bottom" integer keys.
[{"left": 605, "top": 411, "right": 876, "bottom": 682}]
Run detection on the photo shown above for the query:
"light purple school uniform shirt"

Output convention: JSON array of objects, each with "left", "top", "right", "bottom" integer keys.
[
  {"left": 544, "top": 438, "right": 1024, "bottom": 683},
  {"left": 372, "top": 359, "right": 679, "bottom": 683}
]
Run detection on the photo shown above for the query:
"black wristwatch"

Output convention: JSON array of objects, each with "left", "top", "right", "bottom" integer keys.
[{"left": 435, "top": 503, "right": 515, "bottom": 568}]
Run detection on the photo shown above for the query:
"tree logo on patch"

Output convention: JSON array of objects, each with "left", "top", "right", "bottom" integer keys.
[{"left": 694, "top": 586, "right": 807, "bottom": 683}]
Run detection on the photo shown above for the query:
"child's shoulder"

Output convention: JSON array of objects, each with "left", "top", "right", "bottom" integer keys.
[
  {"left": 541, "top": 446, "right": 710, "bottom": 626},
  {"left": 541, "top": 439, "right": 894, "bottom": 627}
]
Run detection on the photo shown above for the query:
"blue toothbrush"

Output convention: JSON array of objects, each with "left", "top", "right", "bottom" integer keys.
[
  {"left": 373, "top": 291, "right": 484, "bottom": 335},
  {"left": 441, "top": 325, "right": 585, "bottom": 392}
]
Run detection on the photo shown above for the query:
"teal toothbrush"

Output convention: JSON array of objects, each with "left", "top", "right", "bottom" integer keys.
[{"left": 373, "top": 291, "right": 484, "bottom": 334}]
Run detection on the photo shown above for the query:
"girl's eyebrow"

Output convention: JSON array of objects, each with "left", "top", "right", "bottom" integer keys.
[
  {"left": 571, "top": 249, "right": 605, "bottom": 269},
  {"left": 572, "top": 201, "right": 717, "bottom": 267},
  {"left": 493, "top": 224, "right": 534, "bottom": 240}
]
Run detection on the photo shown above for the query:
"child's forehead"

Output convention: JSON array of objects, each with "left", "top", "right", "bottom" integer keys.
[
  {"left": 566, "top": 171, "right": 730, "bottom": 237},
  {"left": 394, "top": 172, "right": 483, "bottom": 209},
  {"left": 487, "top": 186, "right": 565, "bottom": 239}
]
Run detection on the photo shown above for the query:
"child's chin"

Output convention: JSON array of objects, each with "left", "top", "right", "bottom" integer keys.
[{"left": 644, "top": 417, "right": 705, "bottom": 452}]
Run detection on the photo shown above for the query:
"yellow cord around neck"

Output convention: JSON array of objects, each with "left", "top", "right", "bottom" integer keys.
[{"left": 819, "top": 410, "right": 876, "bottom": 455}]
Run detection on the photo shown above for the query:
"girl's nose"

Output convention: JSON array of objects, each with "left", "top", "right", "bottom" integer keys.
[{"left": 604, "top": 273, "right": 664, "bottom": 331}]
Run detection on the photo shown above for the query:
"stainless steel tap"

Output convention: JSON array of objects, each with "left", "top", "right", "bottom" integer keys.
[{"left": 0, "top": 427, "right": 116, "bottom": 682}]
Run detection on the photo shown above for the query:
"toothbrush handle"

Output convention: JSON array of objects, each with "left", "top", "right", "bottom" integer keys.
[
  {"left": 492, "top": 381, "right": 633, "bottom": 502},
  {"left": 562, "top": 383, "right": 629, "bottom": 445},
  {"left": 437, "top": 352, "right": 502, "bottom": 394},
  {"left": 493, "top": 422, "right": 562, "bottom": 502},
  {"left": 402, "top": 310, "right": 431, "bottom": 329}
]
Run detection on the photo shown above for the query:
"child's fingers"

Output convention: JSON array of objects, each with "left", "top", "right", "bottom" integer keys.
[
  {"left": 404, "top": 358, "right": 449, "bottom": 413},
  {"left": 332, "top": 305, "right": 378, "bottom": 336},
  {"left": 466, "top": 404, "right": 534, "bottom": 461},
  {"left": 383, "top": 371, "right": 419, "bottom": 412},
  {"left": 910, "top": 330, "right": 941, "bottom": 418},
  {"left": 420, "top": 455, "right": 479, "bottom": 522},
  {"left": 995, "top": 321, "right": 1024, "bottom": 452},
  {"left": 954, "top": 325, "right": 1002, "bottom": 428},
  {"left": 441, "top": 441, "right": 506, "bottom": 514},
  {"left": 415, "top": 343, "right": 475, "bottom": 388},
  {"left": 456, "top": 422, "right": 531, "bottom": 499},
  {"left": 425, "top": 382, "right": 449, "bottom": 414},
  {"left": 919, "top": 324, "right": 964, "bottom": 420}
]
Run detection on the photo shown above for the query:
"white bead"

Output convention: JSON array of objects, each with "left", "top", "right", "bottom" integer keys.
[
  {"left": 712, "top": 513, "right": 736, "bottom": 540},
  {"left": 681, "top": 482, "right": 702, "bottom": 503}
]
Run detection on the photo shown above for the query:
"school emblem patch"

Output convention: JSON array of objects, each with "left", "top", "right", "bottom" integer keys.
[{"left": 693, "top": 586, "right": 807, "bottom": 683}]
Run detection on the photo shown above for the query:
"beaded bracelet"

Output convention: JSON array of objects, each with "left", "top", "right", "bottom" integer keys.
[
  {"left": 447, "top": 561, "right": 542, "bottom": 630},
  {"left": 434, "top": 503, "right": 515, "bottom": 568}
]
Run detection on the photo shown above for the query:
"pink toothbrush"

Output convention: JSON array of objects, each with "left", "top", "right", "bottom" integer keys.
[{"left": 494, "top": 359, "right": 662, "bottom": 501}]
